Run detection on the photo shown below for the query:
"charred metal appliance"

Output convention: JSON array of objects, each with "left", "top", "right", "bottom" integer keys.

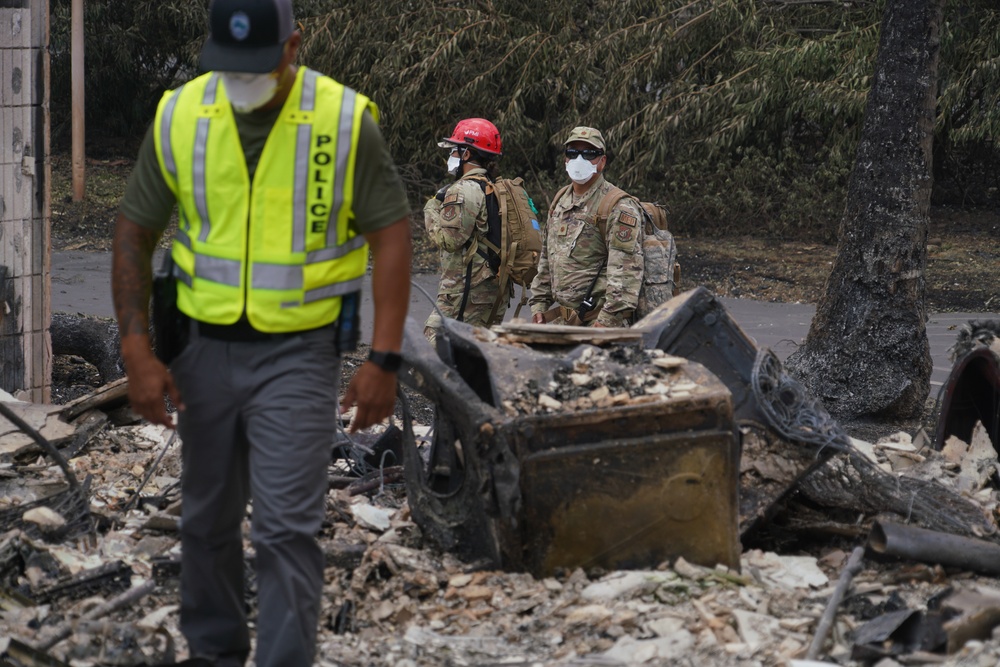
[{"left": 399, "top": 316, "right": 741, "bottom": 576}]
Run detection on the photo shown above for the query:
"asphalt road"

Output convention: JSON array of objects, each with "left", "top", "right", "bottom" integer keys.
[{"left": 52, "top": 250, "right": 997, "bottom": 393}]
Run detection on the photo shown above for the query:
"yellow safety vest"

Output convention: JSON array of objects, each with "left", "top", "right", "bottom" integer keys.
[{"left": 152, "top": 68, "right": 375, "bottom": 332}]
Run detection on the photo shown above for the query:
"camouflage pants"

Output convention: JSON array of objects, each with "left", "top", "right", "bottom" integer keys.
[
  {"left": 537, "top": 304, "right": 603, "bottom": 327},
  {"left": 423, "top": 281, "right": 507, "bottom": 343}
]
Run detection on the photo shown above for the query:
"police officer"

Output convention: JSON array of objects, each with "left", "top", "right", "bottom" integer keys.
[
  {"left": 423, "top": 118, "right": 508, "bottom": 342},
  {"left": 530, "top": 126, "right": 644, "bottom": 328},
  {"left": 111, "top": 0, "right": 412, "bottom": 664}
]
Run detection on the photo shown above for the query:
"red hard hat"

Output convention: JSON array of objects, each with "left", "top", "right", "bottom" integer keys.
[{"left": 438, "top": 118, "right": 503, "bottom": 156}]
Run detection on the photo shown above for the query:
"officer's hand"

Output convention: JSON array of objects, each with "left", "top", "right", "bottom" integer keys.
[
  {"left": 532, "top": 313, "right": 545, "bottom": 324},
  {"left": 341, "top": 363, "right": 397, "bottom": 432},
  {"left": 592, "top": 321, "right": 607, "bottom": 328},
  {"left": 123, "top": 347, "right": 184, "bottom": 428}
]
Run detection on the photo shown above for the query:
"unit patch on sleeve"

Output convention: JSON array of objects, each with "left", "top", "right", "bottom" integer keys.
[
  {"left": 614, "top": 212, "right": 637, "bottom": 244},
  {"left": 441, "top": 193, "right": 462, "bottom": 222}
]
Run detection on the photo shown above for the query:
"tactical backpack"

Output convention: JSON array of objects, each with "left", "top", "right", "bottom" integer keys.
[
  {"left": 552, "top": 184, "right": 680, "bottom": 323},
  {"left": 468, "top": 175, "right": 543, "bottom": 321}
]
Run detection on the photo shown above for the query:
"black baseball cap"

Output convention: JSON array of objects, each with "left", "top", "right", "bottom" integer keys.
[{"left": 199, "top": 0, "right": 294, "bottom": 74}]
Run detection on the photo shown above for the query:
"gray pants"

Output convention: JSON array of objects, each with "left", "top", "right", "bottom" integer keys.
[{"left": 171, "top": 327, "right": 340, "bottom": 667}]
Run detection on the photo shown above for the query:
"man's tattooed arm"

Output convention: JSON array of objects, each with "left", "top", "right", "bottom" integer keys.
[
  {"left": 112, "top": 212, "right": 163, "bottom": 338},
  {"left": 112, "top": 212, "right": 183, "bottom": 426}
]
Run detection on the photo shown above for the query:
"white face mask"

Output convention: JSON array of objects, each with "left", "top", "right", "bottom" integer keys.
[
  {"left": 221, "top": 72, "right": 279, "bottom": 113},
  {"left": 447, "top": 155, "right": 462, "bottom": 175},
  {"left": 566, "top": 155, "right": 598, "bottom": 184}
]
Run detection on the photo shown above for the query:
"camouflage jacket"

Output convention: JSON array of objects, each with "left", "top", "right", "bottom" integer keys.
[
  {"left": 529, "top": 175, "right": 644, "bottom": 327},
  {"left": 423, "top": 168, "right": 495, "bottom": 297}
]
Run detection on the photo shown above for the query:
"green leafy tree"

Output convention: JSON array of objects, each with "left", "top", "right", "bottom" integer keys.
[
  {"left": 49, "top": 0, "right": 206, "bottom": 143},
  {"left": 49, "top": 0, "right": 1000, "bottom": 239}
]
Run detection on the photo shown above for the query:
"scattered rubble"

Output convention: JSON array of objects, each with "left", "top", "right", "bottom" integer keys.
[
  {"left": 1, "top": 392, "right": 999, "bottom": 666},
  {"left": 2, "top": 307, "right": 1000, "bottom": 665}
]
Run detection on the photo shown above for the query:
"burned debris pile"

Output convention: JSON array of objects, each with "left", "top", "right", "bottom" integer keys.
[{"left": 2, "top": 292, "right": 1000, "bottom": 665}]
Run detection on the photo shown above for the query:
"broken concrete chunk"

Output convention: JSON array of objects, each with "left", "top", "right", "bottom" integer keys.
[
  {"left": 941, "top": 435, "right": 969, "bottom": 464},
  {"left": 875, "top": 431, "right": 916, "bottom": 451},
  {"left": 743, "top": 550, "right": 828, "bottom": 590},
  {"left": 351, "top": 502, "right": 393, "bottom": 532},
  {"left": 602, "top": 633, "right": 695, "bottom": 663},
  {"left": 137, "top": 604, "right": 179, "bottom": 630},
  {"left": 22, "top": 506, "right": 66, "bottom": 530},
  {"left": 733, "top": 609, "right": 783, "bottom": 650},
  {"left": 674, "top": 557, "right": 711, "bottom": 581},
  {"left": 565, "top": 604, "right": 613, "bottom": 626},
  {"left": 538, "top": 394, "right": 562, "bottom": 410},
  {"left": 582, "top": 571, "right": 672, "bottom": 602},
  {"left": 650, "top": 354, "right": 686, "bottom": 370}
]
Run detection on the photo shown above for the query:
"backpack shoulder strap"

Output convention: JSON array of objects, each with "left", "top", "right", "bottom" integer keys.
[
  {"left": 460, "top": 174, "right": 502, "bottom": 255},
  {"left": 595, "top": 186, "right": 630, "bottom": 239},
  {"left": 464, "top": 172, "right": 492, "bottom": 192},
  {"left": 550, "top": 184, "right": 572, "bottom": 214}
]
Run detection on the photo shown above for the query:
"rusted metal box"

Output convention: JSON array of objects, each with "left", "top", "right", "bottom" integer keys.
[
  {"left": 400, "top": 319, "right": 741, "bottom": 577},
  {"left": 506, "top": 375, "right": 739, "bottom": 575}
]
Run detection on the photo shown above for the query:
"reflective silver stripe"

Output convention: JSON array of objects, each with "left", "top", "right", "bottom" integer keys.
[
  {"left": 293, "top": 126, "right": 311, "bottom": 252},
  {"left": 306, "top": 236, "right": 366, "bottom": 264},
  {"left": 251, "top": 252, "right": 367, "bottom": 290},
  {"left": 203, "top": 72, "right": 220, "bottom": 104},
  {"left": 304, "top": 276, "right": 365, "bottom": 304},
  {"left": 174, "top": 227, "right": 192, "bottom": 250},
  {"left": 293, "top": 71, "right": 319, "bottom": 253},
  {"left": 173, "top": 260, "right": 193, "bottom": 288},
  {"left": 193, "top": 119, "right": 211, "bottom": 242},
  {"left": 194, "top": 75, "right": 220, "bottom": 243},
  {"left": 252, "top": 263, "right": 303, "bottom": 290},
  {"left": 326, "top": 87, "right": 357, "bottom": 247},
  {"left": 159, "top": 87, "right": 183, "bottom": 182},
  {"left": 196, "top": 254, "right": 242, "bottom": 287},
  {"left": 300, "top": 69, "right": 318, "bottom": 112}
]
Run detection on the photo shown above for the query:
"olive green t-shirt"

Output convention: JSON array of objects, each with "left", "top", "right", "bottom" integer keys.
[{"left": 120, "top": 101, "right": 411, "bottom": 234}]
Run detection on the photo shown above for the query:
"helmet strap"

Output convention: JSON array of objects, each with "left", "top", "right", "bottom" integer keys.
[
  {"left": 452, "top": 147, "right": 481, "bottom": 176},
  {"left": 463, "top": 148, "right": 483, "bottom": 167}
]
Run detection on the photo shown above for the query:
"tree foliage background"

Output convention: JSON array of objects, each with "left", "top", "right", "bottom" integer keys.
[{"left": 49, "top": 0, "right": 1000, "bottom": 241}]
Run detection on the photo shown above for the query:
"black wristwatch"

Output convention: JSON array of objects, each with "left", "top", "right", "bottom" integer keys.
[{"left": 368, "top": 349, "right": 403, "bottom": 373}]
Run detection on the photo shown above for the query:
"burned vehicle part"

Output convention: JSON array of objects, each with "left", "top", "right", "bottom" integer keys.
[
  {"left": 399, "top": 319, "right": 741, "bottom": 576},
  {"left": 935, "top": 320, "right": 1000, "bottom": 454},
  {"left": 635, "top": 288, "right": 852, "bottom": 536}
]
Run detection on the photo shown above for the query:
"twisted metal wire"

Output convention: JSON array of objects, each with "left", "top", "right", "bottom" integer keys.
[
  {"left": 752, "top": 348, "right": 995, "bottom": 538},
  {"left": 751, "top": 348, "right": 852, "bottom": 456}
]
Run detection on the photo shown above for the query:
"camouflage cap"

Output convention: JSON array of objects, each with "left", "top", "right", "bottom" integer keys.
[{"left": 564, "top": 126, "right": 606, "bottom": 151}]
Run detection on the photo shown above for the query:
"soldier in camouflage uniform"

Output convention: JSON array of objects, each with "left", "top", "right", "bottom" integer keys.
[
  {"left": 424, "top": 118, "right": 509, "bottom": 342},
  {"left": 530, "top": 127, "right": 644, "bottom": 328}
]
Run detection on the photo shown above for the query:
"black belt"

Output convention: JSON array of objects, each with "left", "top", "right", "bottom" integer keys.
[{"left": 193, "top": 319, "right": 329, "bottom": 343}]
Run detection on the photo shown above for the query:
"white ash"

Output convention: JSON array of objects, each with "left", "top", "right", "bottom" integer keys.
[{"left": 503, "top": 345, "right": 701, "bottom": 417}]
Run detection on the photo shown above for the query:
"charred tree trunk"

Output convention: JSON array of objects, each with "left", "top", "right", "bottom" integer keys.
[{"left": 785, "top": 0, "right": 942, "bottom": 420}]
